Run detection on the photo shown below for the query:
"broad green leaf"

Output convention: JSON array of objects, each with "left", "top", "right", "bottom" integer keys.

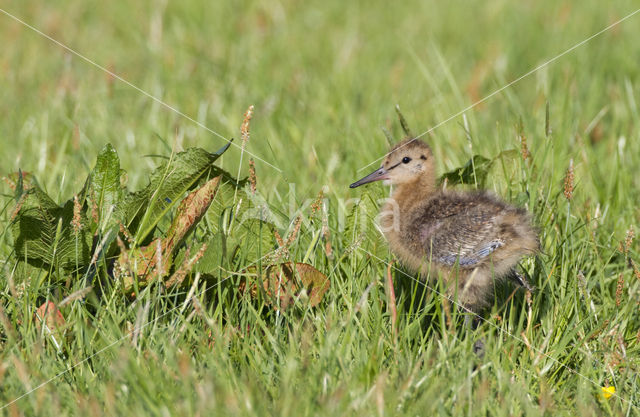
[
  {"left": 204, "top": 177, "right": 251, "bottom": 235},
  {"left": 130, "top": 143, "right": 231, "bottom": 245},
  {"left": 86, "top": 143, "right": 124, "bottom": 233},
  {"left": 439, "top": 150, "right": 519, "bottom": 188},
  {"left": 12, "top": 181, "right": 92, "bottom": 273},
  {"left": 188, "top": 237, "right": 223, "bottom": 276},
  {"left": 192, "top": 220, "right": 277, "bottom": 276},
  {"left": 197, "top": 189, "right": 277, "bottom": 275},
  {"left": 439, "top": 154, "right": 493, "bottom": 187},
  {"left": 228, "top": 217, "right": 277, "bottom": 265}
]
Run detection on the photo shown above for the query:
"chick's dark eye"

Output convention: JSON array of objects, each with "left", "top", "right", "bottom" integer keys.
[{"left": 402, "top": 157, "right": 411, "bottom": 164}]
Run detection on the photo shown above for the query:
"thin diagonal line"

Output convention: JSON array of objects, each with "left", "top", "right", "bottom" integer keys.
[
  {"left": 357, "top": 6, "right": 640, "bottom": 173},
  {"left": 1, "top": 277, "right": 228, "bottom": 409},
  {"left": 0, "top": 248, "right": 277, "bottom": 410},
  {"left": 358, "top": 247, "right": 638, "bottom": 409},
  {"left": 0, "top": 7, "right": 283, "bottom": 174}
]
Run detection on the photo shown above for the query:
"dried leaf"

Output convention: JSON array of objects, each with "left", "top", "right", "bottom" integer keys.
[
  {"left": 164, "top": 176, "right": 221, "bottom": 255},
  {"left": 240, "top": 262, "right": 329, "bottom": 310},
  {"left": 115, "top": 176, "right": 221, "bottom": 292},
  {"left": 35, "top": 301, "right": 66, "bottom": 340}
]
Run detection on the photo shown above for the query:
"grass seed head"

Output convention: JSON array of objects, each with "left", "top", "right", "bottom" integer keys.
[
  {"left": 2, "top": 176, "right": 16, "bottom": 191},
  {"left": 624, "top": 227, "right": 634, "bottom": 254},
  {"left": 248, "top": 158, "right": 257, "bottom": 195},
  {"left": 563, "top": 159, "right": 574, "bottom": 201},
  {"left": 89, "top": 189, "right": 99, "bottom": 224},
  {"left": 310, "top": 189, "right": 324, "bottom": 216},
  {"left": 119, "top": 223, "right": 134, "bottom": 244},
  {"left": 72, "top": 194, "right": 83, "bottom": 234},
  {"left": 285, "top": 216, "right": 303, "bottom": 247},
  {"left": 615, "top": 273, "right": 624, "bottom": 308},
  {"left": 273, "top": 229, "right": 285, "bottom": 247},
  {"left": 577, "top": 270, "right": 589, "bottom": 301},
  {"left": 519, "top": 131, "right": 530, "bottom": 162},
  {"left": 241, "top": 105, "right": 254, "bottom": 150},
  {"left": 631, "top": 259, "right": 640, "bottom": 281},
  {"left": 9, "top": 193, "right": 26, "bottom": 222}
]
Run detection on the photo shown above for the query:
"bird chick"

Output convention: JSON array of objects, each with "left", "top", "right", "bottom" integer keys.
[{"left": 350, "top": 138, "right": 539, "bottom": 314}]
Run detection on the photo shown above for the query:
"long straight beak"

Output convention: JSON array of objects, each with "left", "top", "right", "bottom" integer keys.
[{"left": 350, "top": 167, "right": 389, "bottom": 188}]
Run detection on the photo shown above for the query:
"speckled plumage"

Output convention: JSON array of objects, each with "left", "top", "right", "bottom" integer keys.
[{"left": 351, "top": 138, "right": 539, "bottom": 313}]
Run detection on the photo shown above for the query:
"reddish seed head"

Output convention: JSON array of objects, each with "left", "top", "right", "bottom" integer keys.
[{"left": 563, "top": 159, "right": 574, "bottom": 201}]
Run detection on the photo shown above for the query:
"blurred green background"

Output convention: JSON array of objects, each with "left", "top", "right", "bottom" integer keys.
[{"left": 2, "top": 0, "right": 639, "bottom": 201}]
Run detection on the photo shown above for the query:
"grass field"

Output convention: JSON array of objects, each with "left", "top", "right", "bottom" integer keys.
[{"left": 1, "top": 0, "right": 639, "bottom": 415}]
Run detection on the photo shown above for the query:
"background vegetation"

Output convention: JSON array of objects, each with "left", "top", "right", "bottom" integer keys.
[{"left": 1, "top": 0, "right": 639, "bottom": 415}]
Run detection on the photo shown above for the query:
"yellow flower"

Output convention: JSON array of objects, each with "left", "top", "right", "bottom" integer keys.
[{"left": 601, "top": 386, "right": 615, "bottom": 399}]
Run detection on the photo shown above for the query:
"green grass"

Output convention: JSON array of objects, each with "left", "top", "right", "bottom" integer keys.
[{"left": 1, "top": 0, "right": 640, "bottom": 415}]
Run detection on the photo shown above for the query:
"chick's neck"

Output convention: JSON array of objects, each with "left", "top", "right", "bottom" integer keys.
[{"left": 390, "top": 172, "right": 437, "bottom": 214}]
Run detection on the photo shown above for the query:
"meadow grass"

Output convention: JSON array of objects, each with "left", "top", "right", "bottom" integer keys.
[{"left": 1, "top": 0, "right": 639, "bottom": 415}]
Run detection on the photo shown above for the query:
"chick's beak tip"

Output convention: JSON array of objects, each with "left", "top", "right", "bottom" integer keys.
[{"left": 350, "top": 167, "right": 388, "bottom": 188}]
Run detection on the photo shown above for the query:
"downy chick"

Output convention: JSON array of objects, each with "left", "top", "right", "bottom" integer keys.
[{"left": 350, "top": 138, "right": 539, "bottom": 313}]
